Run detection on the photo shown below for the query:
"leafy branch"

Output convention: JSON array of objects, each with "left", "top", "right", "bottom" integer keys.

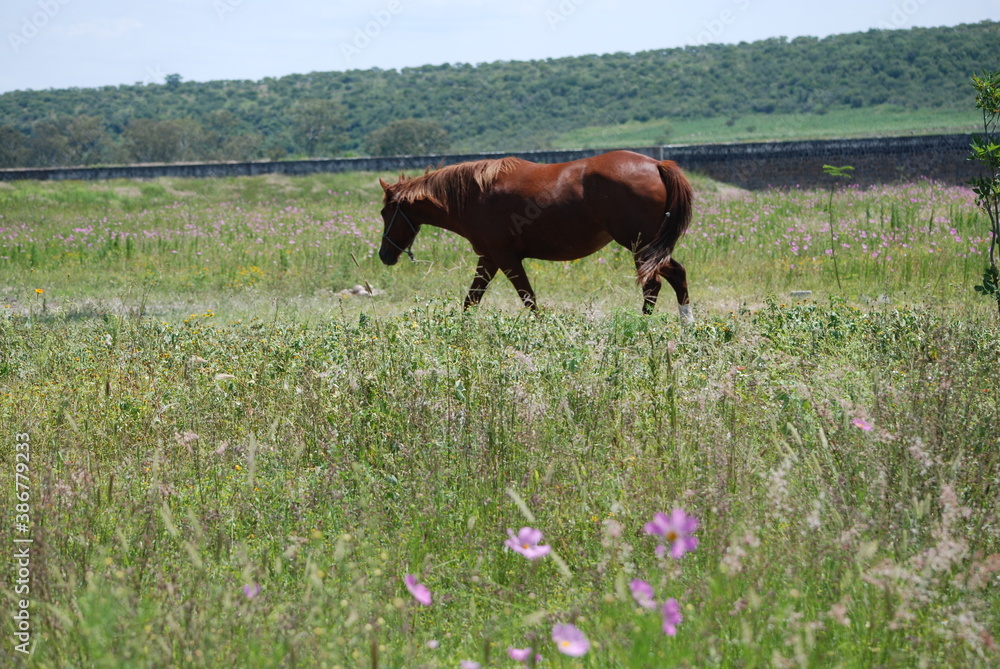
[{"left": 969, "top": 70, "right": 1000, "bottom": 314}]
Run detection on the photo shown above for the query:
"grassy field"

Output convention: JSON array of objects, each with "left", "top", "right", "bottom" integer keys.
[
  {"left": 1, "top": 170, "right": 999, "bottom": 667},
  {"left": 553, "top": 106, "right": 981, "bottom": 149}
]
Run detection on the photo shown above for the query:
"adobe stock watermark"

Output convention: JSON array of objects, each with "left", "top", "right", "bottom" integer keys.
[
  {"left": 511, "top": 196, "right": 552, "bottom": 235},
  {"left": 143, "top": 64, "right": 167, "bottom": 86},
  {"left": 691, "top": 0, "right": 751, "bottom": 46},
  {"left": 545, "top": 0, "right": 589, "bottom": 31},
  {"left": 213, "top": 0, "right": 246, "bottom": 21},
  {"left": 11, "top": 432, "right": 33, "bottom": 656},
  {"left": 340, "top": 0, "right": 403, "bottom": 65},
  {"left": 877, "top": 0, "right": 929, "bottom": 30},
  {"left": 7, "top": 0, "right": 74, "bottom": 53}
]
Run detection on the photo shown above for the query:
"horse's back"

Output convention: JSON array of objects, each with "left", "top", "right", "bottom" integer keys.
[{"left": 466, "top": 150, "right": 680, "bottom": 262}]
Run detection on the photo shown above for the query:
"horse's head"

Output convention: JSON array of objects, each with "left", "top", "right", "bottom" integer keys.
[{"left": 378, "top": 177, "right": 420, "bottom": 265}]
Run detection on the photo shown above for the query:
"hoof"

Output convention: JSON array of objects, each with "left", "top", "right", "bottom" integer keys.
[{"left": 678, "top": 303, "right": 694, "bottom": 324}]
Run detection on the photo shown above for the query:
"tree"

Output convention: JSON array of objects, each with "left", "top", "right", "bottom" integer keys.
[
  {"left": 202, "top": 110, "right": 262, "bottom": 161},
  {"left": 26, "top": 120, "right": 70, "bottom": 166},
  {"left": 969, "top": 70, "right": 1000, "bottom": 315},
  {"left": 364, "top": 119, "right": 451, "bottom": 156},
  {"left": 123, "top": 118, "right": 204, "bottom": 163},
  {"left": 0, "top": 126, "right": 27, "bottom": 167},
  {"left": 290, "top": 100, "right": 347, "bottom": 157},
  {"left": 63, "top": 116, "right": 112, "bottom": 165}
]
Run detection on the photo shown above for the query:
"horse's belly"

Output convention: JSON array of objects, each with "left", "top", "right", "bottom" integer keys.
[{"left": 521, "top": 229, "right": 613, "bottom": 261}]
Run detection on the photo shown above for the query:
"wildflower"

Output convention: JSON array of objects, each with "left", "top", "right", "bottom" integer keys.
[
  {"left": 460, "top": 662, "right": 481, "bottom": 669},
  {"left": 629, "top": 579, "right": 657, "bottom": 609},
  {"left": 721, "top": 543, "right": 747, "bottom": 574},
  {"left": 403, "top": 574, "right": 432, "bottom": 606},
  {"left": 242, "top": 583, "right": 260, "bottom": 599},
  {"left": 509, "top": 647, "right": 531, "bottom": 661},
  {"left": 214, "top": 373, "right": 236, "bottom": 381},
  {"left": 828, "top": 602, "right": 851, "bottom": 626},
  {"left": 852, "top": 418, "right": 874, "bottom": 431},
  {"left": 505, "top": 527, "right": 552, "bottom": 560},
  {"left": 175, "top": 431, "right": 200, "bottom": 447},
  {"left": 508, "top": 646, "right": 540, "bottom": 664},
  {"left": 552, "top": 623, "right": 589, "bottom": 657},
  {"left": 426, "top": 640, "right": 439, "bottom": 649},
  {"left": 661, "top": 598, "right": 683, "bottom": 636},
  {"left": 644, "top": 508, "right": 699, "bottom": 559},
  {"left": 603, "top": 518, "right": 624, "bottom": 538},
  {"left": 35, "top": 288, "right": 43, "bottom": 294}
]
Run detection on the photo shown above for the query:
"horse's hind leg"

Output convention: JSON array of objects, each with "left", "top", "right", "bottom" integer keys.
[
  {"left": 661, "top": 257, "right": 694, "bottom": 323},
  {"left": 464, "top": 256, "right": 499, "bottom": 310}
]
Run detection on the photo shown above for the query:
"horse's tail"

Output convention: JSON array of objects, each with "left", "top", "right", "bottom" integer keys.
[{"left": 637, "top": 160, "right": 693, "bottom": 285}]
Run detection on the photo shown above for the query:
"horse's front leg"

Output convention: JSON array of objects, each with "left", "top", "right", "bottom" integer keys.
[
  {"left": 498, "top": 258, "right": 538, "bottom": 310},
  {"left": 464, "top": 256, "right": 499, "bottom": 310}
]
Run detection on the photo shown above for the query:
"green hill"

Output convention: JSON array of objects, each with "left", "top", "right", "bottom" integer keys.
[{"left": 0, "top": 21, "right": 996, "bottom": 167}]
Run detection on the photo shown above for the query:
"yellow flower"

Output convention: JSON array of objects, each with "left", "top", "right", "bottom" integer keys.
[{"left": 35, "top": 288, "right": 43, "bottom": 294}]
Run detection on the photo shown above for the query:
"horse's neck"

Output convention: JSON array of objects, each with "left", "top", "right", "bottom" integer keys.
[{"left": 415, "top": 202, "right": 468, "bottom": 238}]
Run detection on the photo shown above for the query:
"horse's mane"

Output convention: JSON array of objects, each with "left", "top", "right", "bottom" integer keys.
[{"left": 386, "top": 157, "right": 524, "bottom": 214}]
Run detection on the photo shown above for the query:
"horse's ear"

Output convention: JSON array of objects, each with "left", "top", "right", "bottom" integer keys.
[{"left": 378, "top": 178, "right": 390, "bottom": 191}]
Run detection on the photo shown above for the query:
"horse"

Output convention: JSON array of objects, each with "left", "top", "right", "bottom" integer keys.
[{"left": 376, "top": 150, "right": 694, "bottom": 320}]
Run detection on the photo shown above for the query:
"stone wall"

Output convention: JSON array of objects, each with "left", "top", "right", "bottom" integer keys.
[
  {"left": 0, "top": 134, "right": 978, "bottom": 189},
  {"left": 661, "top": 134, "right": 977, "bottom": 188}
]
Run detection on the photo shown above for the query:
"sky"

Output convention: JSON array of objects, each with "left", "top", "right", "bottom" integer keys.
[{"left": 1, "top": 0, "right": 998, "bottom": 93}]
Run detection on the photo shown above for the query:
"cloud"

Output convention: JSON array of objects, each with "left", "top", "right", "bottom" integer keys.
[{"left": 66, "top": 18, "right": 143, "bottom": 39}]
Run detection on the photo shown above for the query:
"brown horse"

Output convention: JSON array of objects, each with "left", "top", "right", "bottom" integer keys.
[{"left": 377, "top": 150, "right": 694, "bottom": 320}]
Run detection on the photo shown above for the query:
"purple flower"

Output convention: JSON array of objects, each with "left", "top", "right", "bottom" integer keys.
[
  {"left": 552, "top": 623, "right": 589, "bottom": 657},
  {"left": 644, "top": 508, "right": 699, "bottom": 559},
  {"left": 852, "top": 418, "right": 874, "bottom": 431},
  {"left": 505, "top": 527, "right": 552, "bottom": 560},
  {"left": 629, "top": 579, "right": 657, "bottom": 609},
  {"left": 242, "top": 583, "right": 260, "bottom": 599},
  {"left": 508, "top": 647, "right": 533, "bottom": 663},
  {"left": 460, "top": 662, "right": 481, "bottom": 669},
  {"left": 403, "top": 574, "right": 432, "bottom": 606},
  {"left": 661, "top": 598, "right": 683, "bottom": 636}
]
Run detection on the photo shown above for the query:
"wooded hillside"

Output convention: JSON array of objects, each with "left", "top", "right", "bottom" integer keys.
[{"left": 0, "top": 21, "right": 996, "bottom": 167}]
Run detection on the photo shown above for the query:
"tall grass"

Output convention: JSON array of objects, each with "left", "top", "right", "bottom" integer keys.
[
  {"left": 0, "top": 172, "right": 998, "bottom": 667},
  {"left": 0, "top": 172, "right": 990, "bottom": 316}
]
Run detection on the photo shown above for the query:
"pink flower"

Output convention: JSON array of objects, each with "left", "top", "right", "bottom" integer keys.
[
  {"left": 644, "top": 509, "right": 699, "bottom": 559},
  {"left": 629, "top": 579, "right": 657, "bottom": 609},
  {"left": 505, "top": 527, "right": 552, "bottom": 560},
  {"left": 852, "top": 418, "right": 874, "bottom": 431},
  {"left": 460, "top": 662, "right": 480, "bottom": 669},
  {"left": 661, "top": 598, "right": 683, "bottom": 636},
  {"left": 403, "top": 574, "right": 432, "bottom": 606},
  {"left": 552, "top": 623, "right": 589, "bottom": 657},
  {"left": 242, "top": 583, "right": 260, "bottom": 599},
  {"left": 508, "top": 647, "right": 533, "bottom": 663}
]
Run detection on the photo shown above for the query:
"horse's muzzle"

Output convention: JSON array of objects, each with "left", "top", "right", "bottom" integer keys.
[{"left": 379, "top": 248, "right": 398, "bottom": 266}]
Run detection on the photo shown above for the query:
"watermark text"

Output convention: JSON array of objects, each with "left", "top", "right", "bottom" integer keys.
[
  {"left": 11, "top": 432, "right": 32, "bottom": 655},
  {"left": 7, "top": 0, "right": 74, "bottom": 53},
  {"left": 340, "top": 1, "right": 403, "bottom": 65}
]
